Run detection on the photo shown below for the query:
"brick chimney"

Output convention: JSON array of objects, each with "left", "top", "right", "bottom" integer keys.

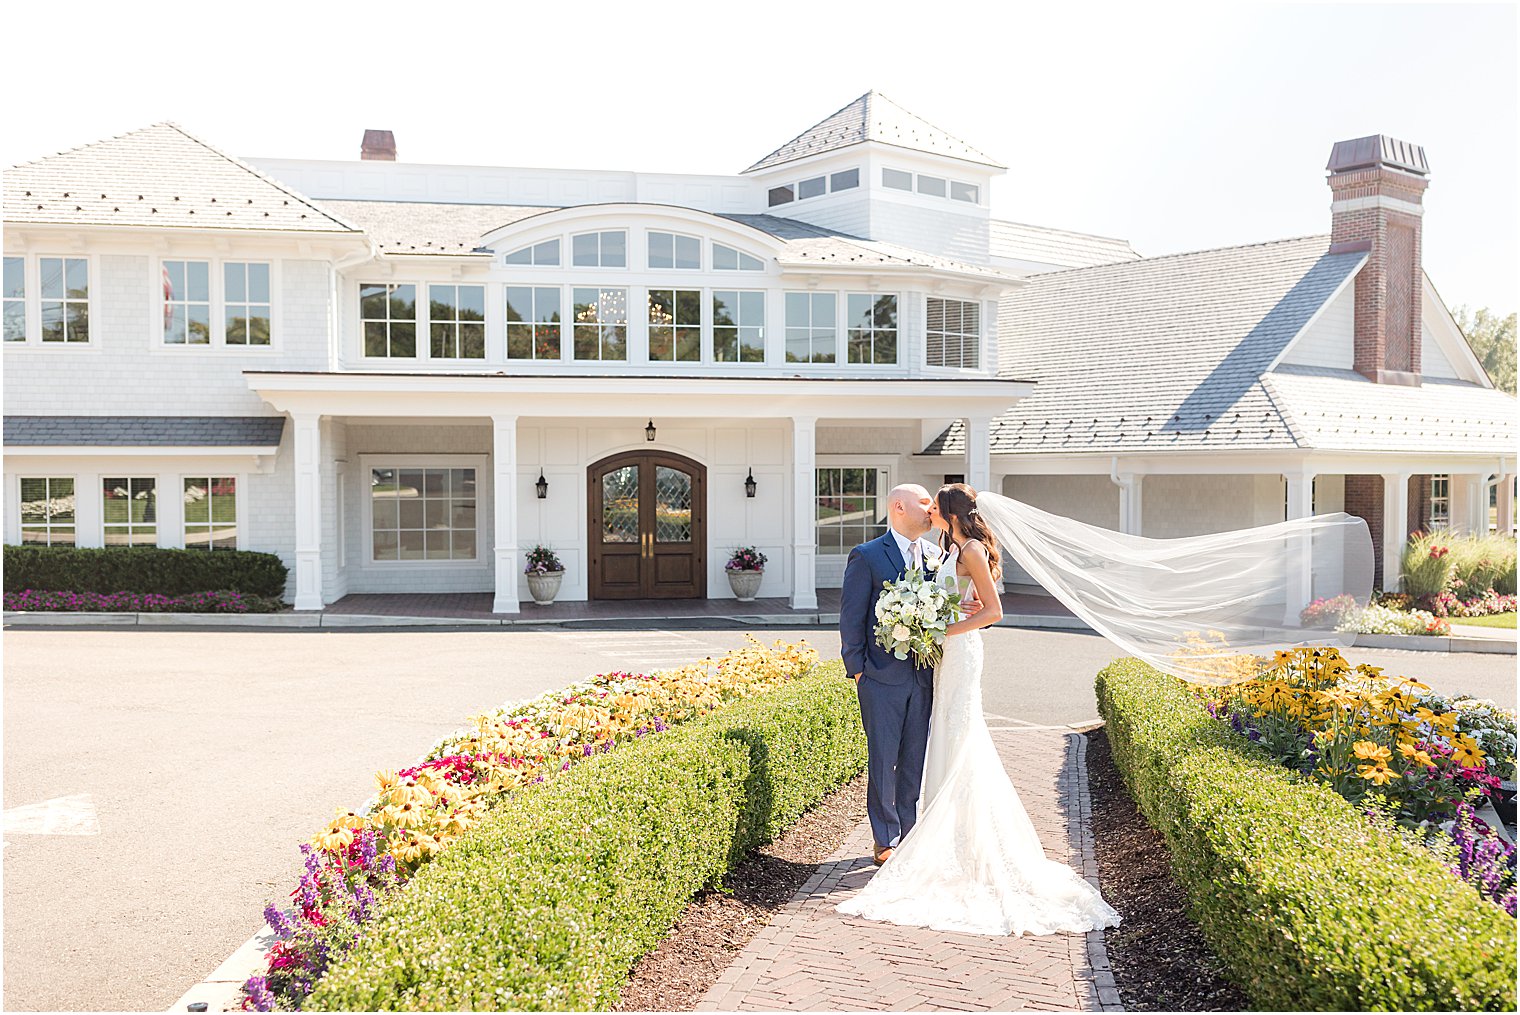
[
  {"left": 1327, "top": 135, "right": 1429, "bottom": 385},
  {"left": 361, "top": 129, "right": 396, "bottom": 161}
]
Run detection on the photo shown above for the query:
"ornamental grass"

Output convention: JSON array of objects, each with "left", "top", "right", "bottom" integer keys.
[{"left": 242, "top": 636, "right": 819, "bottom": 1011}]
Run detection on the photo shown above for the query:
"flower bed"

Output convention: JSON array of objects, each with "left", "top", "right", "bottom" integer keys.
[
  {"left": 1301, "top": 595, "right": 1452, "bottom": 636},
  {"left": 242, "top": 638, "right": 837, "bottom": 1011},
  {"left": 1380, "top": 588, "right": 1518, "bottom": 620},
  {"left": 3, "top": 589, "right": 285, "bottom": 613},
  {"left": 1096, "top": 657, "right": 1516, "bottom": 1011}
]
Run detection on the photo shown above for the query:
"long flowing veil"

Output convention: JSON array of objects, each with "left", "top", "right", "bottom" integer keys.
[{"left": 973, "top": 492, "right": 1375, "bottom": 685}]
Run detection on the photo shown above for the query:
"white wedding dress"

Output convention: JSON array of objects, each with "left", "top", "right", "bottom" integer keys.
[{"left": 836, "top": 544, "right": 1121, "bottom": 937}]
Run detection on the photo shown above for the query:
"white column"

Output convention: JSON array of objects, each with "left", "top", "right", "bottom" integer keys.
[
  {"left": 790, "top": 415, "right": 818, "bottom": 610},
  {"left": 1497, "top": 474, "right": 1515, "bottom": 536},
  {"left": 492, "top": 414, "right": 521, "bottom": 614},
  {"left": 1284, "top": 471, "right": 1316, "bottom": 620},
  {"left": 156, "top": 470, "right": 185, "bottom": 549},
  {"left": 1380, "top": 472, "right": 1411, "bottom": 592},
  {"left": 963, "top": 416, "right": 992, "bottom": 493},
  {"left": 292, "top": 412, "right": 324, "bottom": 610},
  {"left": 1114, "top": 474, "right": 1143, "bottom": 535}
]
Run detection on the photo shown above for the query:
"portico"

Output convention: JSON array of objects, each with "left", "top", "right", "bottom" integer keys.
[{"left": 248, "top": 371, "right": 1027, "bottom": 613}]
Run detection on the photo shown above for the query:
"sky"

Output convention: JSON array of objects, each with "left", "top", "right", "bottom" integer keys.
[{"left": 4, "top": 1, "right": 1516, "bottom": 315}]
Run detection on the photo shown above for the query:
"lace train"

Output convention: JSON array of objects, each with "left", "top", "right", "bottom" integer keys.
[{"left": 836, "top": 630, "right": 1121, "bottom": 936}]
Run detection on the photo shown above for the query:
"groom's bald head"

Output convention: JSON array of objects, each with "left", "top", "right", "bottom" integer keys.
[{"left": 887, "top": 484, "right": 933, "bottom": 539}]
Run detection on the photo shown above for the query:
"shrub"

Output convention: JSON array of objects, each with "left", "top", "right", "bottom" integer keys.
[
  {"left": 523, "top": 545, "right": 563, "bottom": 574},
  {"left": 305, "top": 663, "right": 864, "bottom": 1011},
  {"left": 1401, "top": 531, "right": 1455, "bottom": 597},
  {"left": 2, "top": 545, "right": 287, "bottom": 598},
  {"left": 725, "top": 546, "right": 768, "bottom": 571},
  {"left": 1097, "top": 658, "right": 1516, "bottom": 1011},
  {"left": 1449, "top": 535, "right": 1508, "bottom": 600}
]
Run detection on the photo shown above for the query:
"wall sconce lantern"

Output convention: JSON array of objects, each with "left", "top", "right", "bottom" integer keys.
[
  {"left": 645, "top": 419, "right": 657, "bottom": 442},
  {"left": 744, "top": 468, "right": 758, "bottom": 498},
  {"left": 535, "top": 470, "right": 548, "bottom": 499}
]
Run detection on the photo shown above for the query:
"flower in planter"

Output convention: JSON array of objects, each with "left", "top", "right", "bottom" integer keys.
[
  {"left": 523, "top": 545, "right": 564, "bottom": 574},
  {"left": 725, "top": 546, "right": 767, "bottom": 571}
]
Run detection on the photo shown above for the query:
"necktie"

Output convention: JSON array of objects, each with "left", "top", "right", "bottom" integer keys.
[{"left": 912, "top": 541, "right": 923, "bottom": 571}]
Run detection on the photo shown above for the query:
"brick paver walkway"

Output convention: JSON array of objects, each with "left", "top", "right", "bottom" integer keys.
[{"left": 698, "top": 730, "right": 1123, "bottom": 1012}]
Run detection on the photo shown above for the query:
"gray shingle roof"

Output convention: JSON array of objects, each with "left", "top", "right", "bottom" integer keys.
[
  {"left": 316, "top": 199, "right": 549, "bottom": 255},
  {"left": 1262, "top": 366, "right": 1515, "bottom": 454},
  {"left": 723, "top": 214, "right": 1016, "bottom": 280},
  {"left": 3, "top": 416, "right": 286, "bottom": 447},
  {"left": 930, "top": 235, "right": 1368, "bottom": 455},
  {"left": 744, "top": 91, "right": 1004, "bottom": 174},
  {"left": 4, "top": 123, "right": 357, "bottom": 233},
  {"left": 989, "top": 220, "right": 1140, "bottom": 269}
]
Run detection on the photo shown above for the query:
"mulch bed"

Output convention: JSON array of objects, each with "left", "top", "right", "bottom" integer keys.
[
  {"left": 613, "top": 774, "right": 867, "bottom": 1011},
  {"left": 1086, "top": 728, "right": 1249, "bottom": 1012}
]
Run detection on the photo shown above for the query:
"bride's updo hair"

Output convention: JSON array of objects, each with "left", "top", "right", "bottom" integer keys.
[{"left": 936, "top": 483, "right": 1002, "bottom": 580}]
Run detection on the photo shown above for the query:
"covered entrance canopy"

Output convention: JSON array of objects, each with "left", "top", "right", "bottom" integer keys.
[{"left": 245, "top": 370, "right": 1031, "bottom": 611}]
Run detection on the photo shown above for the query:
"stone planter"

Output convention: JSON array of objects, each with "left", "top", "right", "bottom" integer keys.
[
  {"left": 726, "top": 568, "right": 764, "bottom": 602},
  {"left": 525, "top": 570, "right": 565, "bottom": 605}
]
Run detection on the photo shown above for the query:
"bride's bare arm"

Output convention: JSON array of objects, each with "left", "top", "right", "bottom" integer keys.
[{"left": 945, "top": 541, "right": 1002, "bottom": 636}]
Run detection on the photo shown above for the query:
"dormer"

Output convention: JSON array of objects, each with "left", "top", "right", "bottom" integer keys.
[{"left": 741, "top": 91, "right": 1005, "bottom": 263}]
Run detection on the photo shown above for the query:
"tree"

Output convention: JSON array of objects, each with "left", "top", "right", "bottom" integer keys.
[{"left": 1452, "top": 305, "right": 1516, "bottom": 394}]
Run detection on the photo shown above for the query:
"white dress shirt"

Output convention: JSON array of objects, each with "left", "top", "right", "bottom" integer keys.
[{"left": 889, "top": 527, "right": 934, "bottom": 571}]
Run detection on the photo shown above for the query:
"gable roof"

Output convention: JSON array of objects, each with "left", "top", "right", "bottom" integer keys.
[
  {"left": 989, "top": 220, "right": 1141, "bottom": 270},
  {"left": 4, "top": 123, "right": 357, "bottom": 234},
  {"left": 929, "top": 235, "right": 1368, "bottom": 455},
  {"left": 744, "top": 91, "right": 1004, "bottom": 174}
]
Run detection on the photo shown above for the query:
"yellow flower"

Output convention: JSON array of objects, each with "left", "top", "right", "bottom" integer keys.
[
  {"left": 1352, "top": 741, "right": 1392, "bottom": 763},
  {"left": 1449, "top": 740, "right": 1485, "bottom": 769},
  {"left": 313, "top": 823, "right": 354, "bottom": 851},
  {"left": 1397, "top": 743, "right": 1436, "bottom": 768},
  {"left": 374, "top": 769, "right": 399, "bottom": 792},
  {"left": 333, "top": 809, "right": 366, "bottom": 830},
  {"left": 1357, "top": 762, "right": 1397, "bottom": 786}
]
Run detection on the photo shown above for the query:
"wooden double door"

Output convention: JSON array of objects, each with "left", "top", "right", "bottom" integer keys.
[{"left": 588, "top": 451, "right": 706, "bottom": 599}]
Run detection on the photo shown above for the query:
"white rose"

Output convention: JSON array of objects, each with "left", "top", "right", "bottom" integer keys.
[
  {"left": 919, "top": 604, "right": 937, "bottom": 624},
  {"left": 891, "top": 624, "right": 911, "bottom": 642}
]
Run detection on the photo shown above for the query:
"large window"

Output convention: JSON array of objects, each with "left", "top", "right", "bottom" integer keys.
[
  {"left": 183, "top": 477, "right": 237, "bottom": 550},
  {"left": 847, "top": 294, "right": 898, "bottom": 365},
  {"left": 5, "top": 256, "right": 26, "bottom": 341},
  {"left": 648, "top": 232, "right": 700, "bottom": 270},
  {"left": 572, "top": 231, "right": 626, "bottom": 268},
  {"left": 163, "top": 260, "right": 212, "bottom": 345},
  {"left": 572, "top": 287, "right": 628, "bottom": 361},
  {"left": 360, "top": 283, "right": 417, "bottom": 358},
  {"left": 713, "top": 243, "right": 765, "bottom": 271},
  {"left": 785, "top": 292, "right": 836, "bottom": 363},
  {"left": 224, "top": 262, "right": 272, "bottom": 345},
  {"left": 506, "top": 286, "right": 562, "bottom": 361},
  {"left": 882, "top": 168, "right": 913, "bottom": 191},
  {"left": 370, "top": 467, "right": 477, "bottom": 561},
  {"left": 648, "top": 289, "right": 701, "bottom": 362},
  {"left": 713, "top": 290, "right": 764, "bottom": 363},
  {"left": 102, "top": 477, "right": 157, "bottom": 546},
  {"left": 1430, "top": 475, "right": 1450, "bottom": 528},
  {"left": 19, "top": 477, "right": 74, "bottom": 545},
  {"left": 40, "top": 256, "right": 88, "bottom": 343},
  {"left": 503, "top": 239, "right": 560, "bottom": 266},
  {"left": 428, "top": 284, "right": 486, "bottom": 359},
  {"left": 926, "top": 297, "right": 980, "bottom": 368},
  {"left": 816, "top": 467, "right": 889, "bottom": 554}
]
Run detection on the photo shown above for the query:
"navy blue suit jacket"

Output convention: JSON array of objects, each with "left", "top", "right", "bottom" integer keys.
[{"left": 840, "top": 530, "right": 935, "bottom": 686}]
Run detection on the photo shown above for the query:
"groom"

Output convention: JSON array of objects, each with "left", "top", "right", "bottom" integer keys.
[{"left": 839, "top": 484, "right": 976, "bottom": 865}]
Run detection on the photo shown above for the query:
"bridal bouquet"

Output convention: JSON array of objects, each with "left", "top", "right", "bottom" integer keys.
[{"left": 874, "top": 567, "right": 962, "bottom": 669}]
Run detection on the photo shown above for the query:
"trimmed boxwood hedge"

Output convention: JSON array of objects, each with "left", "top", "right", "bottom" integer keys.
[
  {"left": 1096, "top": 658, "right": 1517, "bottom": 1012},
  {"left": 3, "top": 545, "right": 288, "bottom": 598},
  {"left": 306, "top": 661, "right": 864, "bottom": 1011}
]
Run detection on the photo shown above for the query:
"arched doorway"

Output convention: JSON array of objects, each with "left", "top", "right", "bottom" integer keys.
[{"left": 588, "top": 450, "right": 706, "bottom": 599}]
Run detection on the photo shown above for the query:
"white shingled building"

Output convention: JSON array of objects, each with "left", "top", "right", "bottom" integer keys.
[{"left": 3, "top": 93, "right": 1513, "bottom": 609}]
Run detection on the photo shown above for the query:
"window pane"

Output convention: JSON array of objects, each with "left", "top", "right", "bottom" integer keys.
[
  {"left": 882, "top": 168, "right": 913, "bottom": 191},
  {"left": 360, "top": 283, "right": 388, "bottom": 319},
  {"left": 3, "top": 302, "right": 23, "bottom": 342},
  {"left": 768, "top": 185, "right": 794, "bottom": 206},
  {"left": 187, "top": 261, "right": 210, "bottom": 303},
  {"left": 740, "top": 290, "right": 764, "bottom": 324},
  {"left": 674, "top": 234, "right": 700, "bottom": 269},
  {"left": 505, "top": 287, "right": 531, "bottom": 323},
  {"left": 65, "top": 258, "right": 88, "bottom": 295},
  {"left": 785, "top": 291, "right": 809, "bottom": 328},
  {"left": 830, "top": 168, "right": 860, "bottom": 191},
  {"left": 798, "top": 176, "right": 825, "bottom": 199},
  {"left": 504, "top": 247, "right": 533, "bottom": 265},
  {"left": 573, "top": 233, "right": 598, "bottom": 265},
  {"left": 389, "top": 322, "right": 416, "bottom": 357},
  {"left": 248, "top": 263, "right": 271, "bottom": 303},
  {"left": 917, "top": 175, "right": 946, "bottom": 197},
  {"left": 600, "top": 231, "right": 626, "bottom": 267},
  {"left": 738, "top": 251, "right": 764, "bottom": 270},
  {"left": 534, "top": 239, "right": 560, "bottom": 265},
  {"left": 648, "top": 231, "right": 674, "bottom": 269},
  {"left": 713, "top": 292, "right": 736, "bottom": 327},
  {"left": 40, "top": 258, "right": 64, "bottom": 298},
  {"left": 951, "top": 181, "right": 979, "bottom": 203},
  {"left": 459, "top": 322, "right": 484, "bottom": 358},
  {"left": 713, "top": 244, "right": 738, "bottom": 271},
  {"left": 3, "top": 256, "right": 23, "bottom": 299}
]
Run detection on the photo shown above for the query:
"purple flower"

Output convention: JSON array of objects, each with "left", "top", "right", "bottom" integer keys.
[
  {"left": 243, "top": 975, "right": 276, "bottom": 1012},
  {"left": 262, "top": 904, "right": 295, "bottom": 940}
]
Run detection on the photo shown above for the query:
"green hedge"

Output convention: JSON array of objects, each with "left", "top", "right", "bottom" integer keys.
[
  {"left": 2, "top": 545, "right": 288, "bottom": 598},
  {"left": 1096, "top": 659, "right": 1516, "bottom": 1012},
  {"left": 306, "top": 662, "right": 864, "bottom": 1011}
]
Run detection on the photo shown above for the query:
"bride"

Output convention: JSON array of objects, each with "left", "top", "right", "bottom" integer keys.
[{"left": 836, "top": 483, "right": 1122, "bottom": 937}]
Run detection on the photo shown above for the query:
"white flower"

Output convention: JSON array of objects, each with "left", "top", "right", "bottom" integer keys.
[
  {"left": 891, "top": 624, "right": 911, "bottom": 642},
  {"left": 919, "top": 604, "right": 938, "bottom": 624}
]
